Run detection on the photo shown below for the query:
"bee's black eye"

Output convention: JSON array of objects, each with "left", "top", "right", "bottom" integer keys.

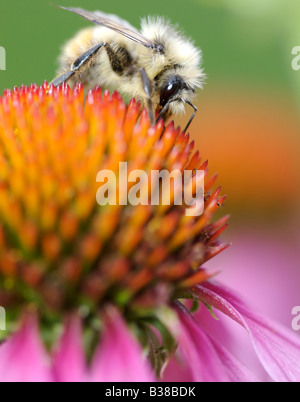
[{"left": 160, "top": 80, "right": 181, "bottom": 107}]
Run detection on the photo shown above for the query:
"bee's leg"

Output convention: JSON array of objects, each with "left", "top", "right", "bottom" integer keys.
[
  {"left": 182, "top": 100, "right": 197, "bottom": 134},
  {"left": 139, "top": 68, "right": 155, "bottom": 125},
  {"left": 156, "top": 97, "right": 181, "bottom": 126},
  {"left": 156, "top": 98, "right": 197, "bottom": 133},
  {"left": 50, "top": 42, "right": 106, "bottom": 87},
  {"left": 50, "top": 70, "right": 76, "bottom": 87},
  {"left": 156, "top": 101, "right": 172, "bottom": 123}
]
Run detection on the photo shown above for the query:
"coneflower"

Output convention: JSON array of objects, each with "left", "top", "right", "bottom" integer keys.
[{"left": 0, "top": 83, "right": 299, "bottom": 382}]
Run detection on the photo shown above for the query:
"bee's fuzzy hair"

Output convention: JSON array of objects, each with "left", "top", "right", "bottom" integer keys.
[{"left": 140, "top": 16, "right": 205, "bottom": 89}]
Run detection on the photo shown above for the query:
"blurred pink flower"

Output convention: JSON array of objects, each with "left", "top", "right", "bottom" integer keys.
[
  {"left": 163, "top": 229, "right": 300, "bottom": 382},
  {"left": 0, "top": 309, "right": 155, "bottom": 382},
  {"left": 1, "top": 277, "right": 300, "bottom": 382}
]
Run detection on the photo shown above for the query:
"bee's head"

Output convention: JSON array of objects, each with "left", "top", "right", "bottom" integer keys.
[
  {"left": 159, "top": 74, "right": 193, "bottom": 111},
  {"left": 155, "top": 71, "right": 198, "bottom": 121},
  {"left": 141, "top": 16, "right": 205, "bottom": 129}
]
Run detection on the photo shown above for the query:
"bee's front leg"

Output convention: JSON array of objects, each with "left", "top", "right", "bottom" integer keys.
[
  {"left": 139, "top": 68, "right": 155, "bottom": 125},
  {"left": 50, "top": 42, "right": 106, "bottom": 87}
]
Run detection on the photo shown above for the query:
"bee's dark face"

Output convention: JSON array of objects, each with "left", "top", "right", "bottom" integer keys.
[
  {"left": 156, "top": 74, "right": 195, "bottom": 123},
  {"left": 155, "top": 73, "right": 198, "bottom": 132},
  {"left": 159, "top": 75, "right": 187, "bottom": 108}
]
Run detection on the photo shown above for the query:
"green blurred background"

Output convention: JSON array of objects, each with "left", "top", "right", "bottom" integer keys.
[
  {"left": 0, "top": 0, "right": 300, "bottom": 323},
  {"left": 0, "top": 0, "right": 299, "bottom": 94}
]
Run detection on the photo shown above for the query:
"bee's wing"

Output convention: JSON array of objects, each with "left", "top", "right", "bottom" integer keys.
[
  {"left": 93, "top": 10, "right": 141, "bottom": 33},
  {"left": 59, "top": 6, "right": 157, "bottom": 49}
]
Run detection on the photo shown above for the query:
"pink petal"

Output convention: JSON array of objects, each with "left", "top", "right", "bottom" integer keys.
[
  {"left": 195, "top": 282, "right": 300, "bottom": 382},
  {"left": 206, "top": 229, "right": 300, "bottom": 327},
  {"left": 208, "top": 337, "right": 258, "bottom": 382},
  {"left": 52, "top": 315, "right": 87, "bottom": 382},
  {"left": 175, "top": 303, "right": 257, "bottom": 382},
  {"left": 90, "top": 307, "right": 155, "bottom": 382},
  {"left": 193, "top": 303, "right": 268, "bottom": 380},
  {"left": 162, "top": 355, "right": 194, "bottom": 382},
  {"left": 0, "top": 314, "right": 53, "bottom": 382}
]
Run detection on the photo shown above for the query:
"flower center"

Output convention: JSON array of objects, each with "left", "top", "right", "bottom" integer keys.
[{"left": 0, "top": 83, "right": 228, "bottom": 331}]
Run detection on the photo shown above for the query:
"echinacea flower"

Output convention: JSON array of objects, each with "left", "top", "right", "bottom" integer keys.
[{"left": 0, "top": 82, "right": 299, "bottom": 382}]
